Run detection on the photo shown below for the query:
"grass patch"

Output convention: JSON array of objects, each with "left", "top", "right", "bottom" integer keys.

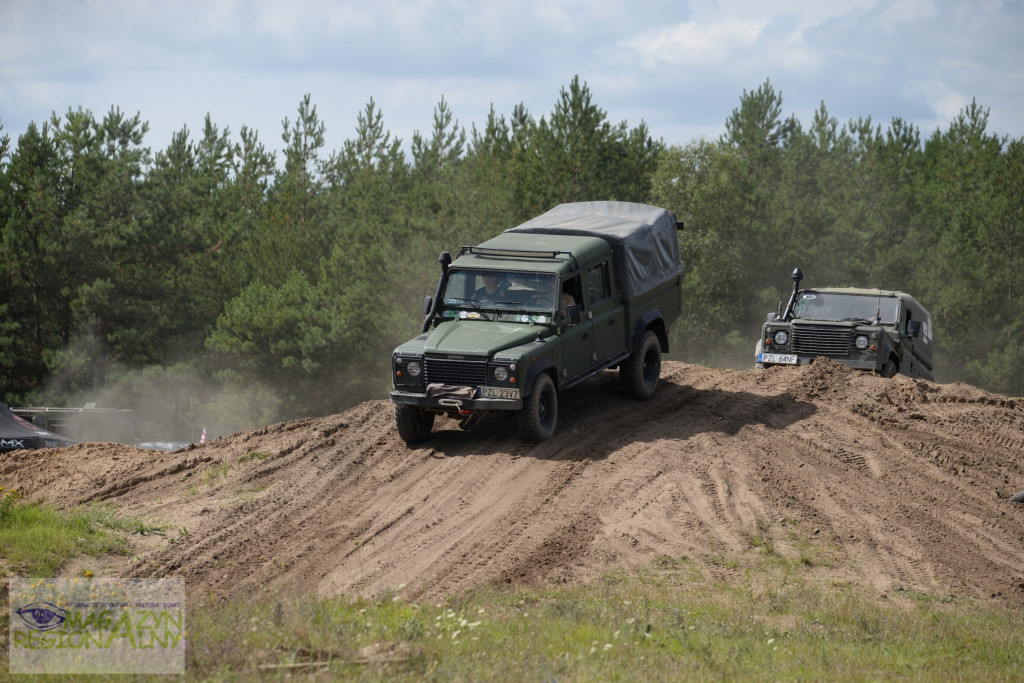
[
  {"left": 0, "top": 488, "right": 138, "bottom": 577},
  {"left": 7, "top": 561, "right": 1018, "bottom": 680},
  {"left": 1, "top": 494, "right": 1021, "bottom": 680},
  {"left": 237, "top": 450, "right": 271, "bottom": 464},
  {"left": 114, "top": 576, "right": 1024, "bottom": 681},
  {"left": 199, "top": 462, "right": 231, "bottom": 485}
]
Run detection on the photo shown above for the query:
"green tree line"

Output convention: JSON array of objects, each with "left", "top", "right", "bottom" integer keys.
[{"left": 2, "top": 77, "right": 1021, "bottom": 439}]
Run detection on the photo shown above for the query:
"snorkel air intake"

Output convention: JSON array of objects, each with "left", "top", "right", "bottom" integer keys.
[
  {"left": 422, "top": 251, "right": 452, "bottom": 333},
  {"left": 781, "top": 268, "right": 803, "bottom": 322}
]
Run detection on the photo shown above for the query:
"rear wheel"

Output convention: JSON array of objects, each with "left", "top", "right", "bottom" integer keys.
[
  {"left": 394, "top": 404, "right": 434, "bottom": 444},
  {"left": 517, "top": 373, "right": 557, "bottom": 443},
  {"left": 620, "top": 330, "right": 662, "bottom": 400}
]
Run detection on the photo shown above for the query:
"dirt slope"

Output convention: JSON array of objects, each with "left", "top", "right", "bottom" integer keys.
[{"left": 3, "top": 359, "right": 1024, "bottom": 606}]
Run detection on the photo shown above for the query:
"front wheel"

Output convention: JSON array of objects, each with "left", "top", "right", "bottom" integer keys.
[
  {"left": 394, "top": 403, "right": 435, "bottom": 444},
  {"left": 879, "top": 359, "right": 898, "bottom": 378},
  {"left": 620, "top": 330, "right": 662, "bottom": 400},
  {"left": 517, "top": 373, "right": 558, "bottom": 443}
]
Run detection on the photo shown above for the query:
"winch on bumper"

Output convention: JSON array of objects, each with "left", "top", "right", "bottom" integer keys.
[{"left": 389, "top": 388, "right": 523, "bottom": 412}]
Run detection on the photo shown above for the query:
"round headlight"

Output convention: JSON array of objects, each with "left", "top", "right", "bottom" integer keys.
[
  {"left": 406, "top": 361, "right": 422, "bottom": 377},
  {"left": 773, "top": 330, "right": 789, "bottom": 345},
  {"left": 855, "top": 335, "right": 869, "bottom": 350},
  {"left": 493, "top": 366, "right": 509, "bottom": 382}
]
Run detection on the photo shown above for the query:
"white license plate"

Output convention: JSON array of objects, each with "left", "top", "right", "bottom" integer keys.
[
  {"left": 758, "top": 353, "right": 798, "bottom": 365},
  {"left": 479, "top": 386, "right": 520, "bottom": 399}
]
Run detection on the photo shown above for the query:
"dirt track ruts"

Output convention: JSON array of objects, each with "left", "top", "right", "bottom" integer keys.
[{"left": 3, "top": 359, "right": 1023, "bottom": 606}]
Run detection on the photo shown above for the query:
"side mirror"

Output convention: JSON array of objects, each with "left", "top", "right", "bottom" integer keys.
[
  {"left": 422, "top": 295, "right": 433, "bottom": 316},
  {"left": 566, "top": 305, "right": 581, "bottom": 326},
  {"left": 906, "top": 320, "right": 922, "bottom": 338},
  {"left": 766, "top": 312, "right": 777, "bottom": 322}
]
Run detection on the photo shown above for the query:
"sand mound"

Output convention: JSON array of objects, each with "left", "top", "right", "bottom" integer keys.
[{"left": 4, "top": 359, "right": 1023, "bottom": 606}]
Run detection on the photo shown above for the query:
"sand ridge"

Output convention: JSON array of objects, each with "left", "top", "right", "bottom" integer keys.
[{"left": 3, "top": 359, "right": 1023, "bottom": 606}]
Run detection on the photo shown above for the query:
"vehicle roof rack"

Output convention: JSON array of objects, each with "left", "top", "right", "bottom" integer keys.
[{"left": 458, "top": 246, "right": 579, "bottom": 270}]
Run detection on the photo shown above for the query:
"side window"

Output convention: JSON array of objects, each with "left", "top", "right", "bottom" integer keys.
[
  {"left": 562, "top": 274, "right": 584, "bottom": 312},
  {"left": 586, "top": 262, "right": 611, "bottom": 305}
]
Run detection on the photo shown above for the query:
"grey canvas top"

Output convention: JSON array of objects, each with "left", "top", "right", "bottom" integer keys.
[{"left": 505, "top": 201, "right": 682, "bottom": 299}]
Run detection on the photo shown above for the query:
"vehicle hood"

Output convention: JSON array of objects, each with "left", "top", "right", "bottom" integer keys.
[
  {"left": 791, "top": 319, "right": 894, "bottom": 330},
  {"left": 425, "top": 320, "right": 544, "bottom": 357}
]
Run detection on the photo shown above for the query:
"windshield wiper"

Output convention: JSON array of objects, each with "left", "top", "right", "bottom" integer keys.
[
  {"left": 494, "top": 300, "right": 528, "bottom": 312},
  {"left": 446, "top": 297, "right": 480, "bottom": 309}
]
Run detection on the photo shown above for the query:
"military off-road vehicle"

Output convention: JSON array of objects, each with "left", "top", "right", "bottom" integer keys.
[
  {"left": 756, "top": 268, "right": 934, "bottom": 380},
  {"left": 390, "top": 201, "right": 684, "bottom": 444}
]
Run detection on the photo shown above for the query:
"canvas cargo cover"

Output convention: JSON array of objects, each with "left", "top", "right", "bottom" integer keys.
[
  {"left": 0, "top": 403, "right": 75, "bottom": 452},
  {"left": 505, "top": 201, "right": 682, "bottom": 299}
]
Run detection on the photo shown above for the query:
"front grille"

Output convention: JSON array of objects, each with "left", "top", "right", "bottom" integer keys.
[
  {"left": 424, "top": 357, "right": 488, "bottom": 386},
  {"left": 791, "top": 326, "right": 850, "bottom": 355}
]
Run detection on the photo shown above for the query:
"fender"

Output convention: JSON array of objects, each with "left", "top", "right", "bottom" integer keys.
[
  {"left": 521, "top": 357, "right": 557, "bottom": 396},
  {"left": 631, "top": 308, "right": 665, "bottom": 353}
]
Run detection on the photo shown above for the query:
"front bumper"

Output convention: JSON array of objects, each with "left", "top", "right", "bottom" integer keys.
[
  {"left": 757, "top": 353, "right": 880, "bottom": 371},
  {"left": 390, "top": 390, "right": 523, "bottom": 412}
]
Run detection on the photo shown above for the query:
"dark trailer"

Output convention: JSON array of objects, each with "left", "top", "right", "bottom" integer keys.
[{"left": 0, "top": 403, "right": 75, "bottom": 452}]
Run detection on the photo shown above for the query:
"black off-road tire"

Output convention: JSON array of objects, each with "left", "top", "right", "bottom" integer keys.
[
  {"left": 517, "top": 373, "right": 557, "bottom": 443},
  {"left": 394, "top": 403, "right": 435, "bottom": 444},
  {"left": 1010, "top": 490, "right": 1024, "bottom": 503},
  {"left": 620, "top": 330, "right": 662, "bottom": 400},
  {"left": 879, "top": 359, "right": 898, "bottom": 378}
]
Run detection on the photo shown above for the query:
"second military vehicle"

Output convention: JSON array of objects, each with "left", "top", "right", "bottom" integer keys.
[
  {"left": 390, "top": 201, "right": 684, "bottom": 444},
  {"left": 756, "top": 268, "right": 934, "bottom": 380}
]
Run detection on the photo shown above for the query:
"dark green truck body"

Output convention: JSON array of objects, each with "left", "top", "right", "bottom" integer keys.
[{"left": 390, "top": 201, "right": 684, "bottom": 443}]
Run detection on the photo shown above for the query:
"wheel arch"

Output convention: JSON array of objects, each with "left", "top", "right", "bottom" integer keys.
[
  {"left": 632, "top": 309, "right": 668, "bottom": 353},
  {"left": 522, "top": 358, "right": 558, "bottom": 396}
]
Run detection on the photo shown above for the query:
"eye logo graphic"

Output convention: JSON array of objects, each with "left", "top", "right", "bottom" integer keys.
[{"left": 15, "top": 602, "right": 68, "bottom": 631}]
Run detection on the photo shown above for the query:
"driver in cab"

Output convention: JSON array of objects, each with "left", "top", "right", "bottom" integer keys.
[{"left": 474, "top": 274, "right": 508, "bottom": 304}]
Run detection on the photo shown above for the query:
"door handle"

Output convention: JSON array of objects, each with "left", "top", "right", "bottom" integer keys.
[
  {"left": 583, "top": 333, "right": 589, "bottom": 340},
  {"left": 608, "top": 319, "right": 616, "bottom": 325}
]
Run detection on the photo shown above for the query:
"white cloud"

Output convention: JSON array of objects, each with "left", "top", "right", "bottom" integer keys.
[{"left": 625, "top": 18, "right": 766, "bottom": 67}]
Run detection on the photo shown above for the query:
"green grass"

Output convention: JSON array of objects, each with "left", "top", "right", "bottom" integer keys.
[
  {"left": 199, "top": 461, "right": 231, "bottom": 485},
  {"left": 175, "top": 577, "right": 1022, "bottom": 682},
  {"left": 6, "top": 574, "right": 1004, "bottom": 682},
  {"left": 0, "top": 488, "right": 137, "bottom": 577},
  {"left": 2, "top": 492, "right": 1022, "bottom": 680},
  {"left": 237, "top": 450, "right": 271, "bottom": 464}
]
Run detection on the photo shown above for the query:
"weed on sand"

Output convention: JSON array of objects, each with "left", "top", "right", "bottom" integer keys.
[{"left": 0, "top": 488, "right": 138, "bottom": 577}]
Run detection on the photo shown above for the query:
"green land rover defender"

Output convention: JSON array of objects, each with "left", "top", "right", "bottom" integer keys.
[
  {"left": 756, "top": 268, "right": 934, "bottom": 380},
  {"left": 390, "top": 201, "right": 684, "bottom": 444}
]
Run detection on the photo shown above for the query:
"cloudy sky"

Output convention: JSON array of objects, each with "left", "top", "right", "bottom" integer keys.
[{"left": 2, "top": 0, "right": 1022, "bottom": 160}]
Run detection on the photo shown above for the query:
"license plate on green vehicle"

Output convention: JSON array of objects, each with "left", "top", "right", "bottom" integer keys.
[
  {"left": 758, "top": 353, "right": 797, "bottom": 364},
  {"left": 479, "top": 386, "right": 520, "bottom": 399}
]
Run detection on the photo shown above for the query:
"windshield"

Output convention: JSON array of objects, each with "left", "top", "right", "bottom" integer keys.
[
  {"left": 792, "top": 292, "right": 899, "bottom": 323},
  {"left": 442, "top": 269, "right": 558, "bottom": 311}
]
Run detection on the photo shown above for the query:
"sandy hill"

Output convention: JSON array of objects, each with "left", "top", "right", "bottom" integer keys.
[{"left": 3, "top": 359, "right": 1023, "bottom": 606}]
